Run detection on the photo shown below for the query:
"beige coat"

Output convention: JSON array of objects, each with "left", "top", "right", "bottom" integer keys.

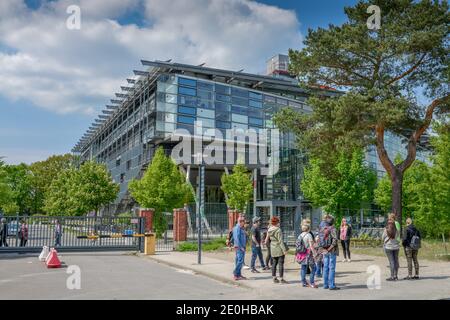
[{"left": 268, "top": 226, "right": 287, "bottom": 257}]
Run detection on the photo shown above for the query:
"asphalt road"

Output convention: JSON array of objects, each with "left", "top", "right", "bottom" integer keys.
[{"left": 0, "top": 252, "right": 249, "bottom": 300}]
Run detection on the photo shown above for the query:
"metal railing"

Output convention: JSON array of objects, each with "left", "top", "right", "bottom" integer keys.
[{"left": 0, "top": 215, "right": 145, "bottom": 253}]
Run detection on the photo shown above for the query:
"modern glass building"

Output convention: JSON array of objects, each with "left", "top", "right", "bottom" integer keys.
[{"left": 72, "top": 58, "right": 429, "bottom": 237}]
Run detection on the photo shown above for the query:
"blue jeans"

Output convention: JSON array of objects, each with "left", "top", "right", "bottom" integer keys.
[
  {"left": 323, "top": 253, "right": 337, "bottom": 289},
  {"left": 301, "top": 263, "right": 316, "bottom": 285},
  {"left": 55, "top": 234, "right": 61, "bottom": 246},
  {"left": 250, "top": 246, "right": 265, "bottom": 270},
  {"left": 233, "top": 248, "right": 245, "bottom": 277},
  {"left": 315, "top": 261, "right": 323, "bottom": 276}
]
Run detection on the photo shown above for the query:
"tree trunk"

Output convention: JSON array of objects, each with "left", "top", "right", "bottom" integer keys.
[{"left": 390, "top": 169, "right": 403, "bottom": 223}]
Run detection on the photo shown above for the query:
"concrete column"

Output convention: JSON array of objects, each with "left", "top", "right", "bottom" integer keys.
[
  {"left": 173, "top": 208, "right": 188, "bottom": 242},
  {"left": 139, "top": 208, "right": 154, "bottom": 233}
]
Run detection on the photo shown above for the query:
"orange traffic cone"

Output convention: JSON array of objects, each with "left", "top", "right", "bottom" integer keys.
[{"left": 46, "top": 249, "right": 61, "bottom": 268}]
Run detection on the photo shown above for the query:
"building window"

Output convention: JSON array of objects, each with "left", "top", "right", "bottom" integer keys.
[
  {"left": 126, "top": 160, "right": 131, "bottom": 171},
  {"left": 178, "top": 95, "right": 197, "bottom": 107},
  {"left": 216, "top": 93, "right": 231, "bottom": 102},
  {"left": 178, "top": 86, "right": 197, "bottom": 96},
  {"left": 231, "top": 87, "right": 248, "bottom": 98},
  {"left": 116, "top": 158, "right": 121, "bottom": 166},
  {"left": 248, "top": 108, "right": 263, "bottom": 118},
  {"left": 178, "top": 115, "right": 196, "bottom": 125},
  {"left": 231, "top": 96, "right": 248, "bottom": 106},
  {"left": 197, "top": 81, "right": 214, "bottom": 91},
  {"left": 197, "top": 90, "right": 213, "bottom": 101},
  {"left": 120, "top": 173, "right": 125, "bottom": 183},
  {"left": 178, "top": 106, "right": 196, "bottom": 115},
  {"left": 215, "top": 84, "right": 230, "bottom": 95},
  {"left": 216, "top": 121, "right": 231, "bottom": 129},
  {"left": 249, "top": 92, "right": 262, "bottom": 100},
  {"left": 178, "top": 77, "right": 197, "bottom": 87},
  {"left": 231, "top": 105, "right": 247, "bottom": 115},
  {"left": 249, "top": 117, "right": 263, "bottom": 126},
  {"left": 249, "top": 99, "right": 262, "bottom": 108}
]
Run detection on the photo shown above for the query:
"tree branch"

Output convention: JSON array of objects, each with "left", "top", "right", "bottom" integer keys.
[
  {"left": 375, "top": 124, "right": 395, "bottom": 178},
  {"left": 387, "top": 53, "right": 427, "bottom": 85},
  {"left": 398, "top": 95, "right": 450, "bottom": 172}
]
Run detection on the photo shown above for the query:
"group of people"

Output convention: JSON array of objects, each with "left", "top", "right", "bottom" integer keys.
[
  {"left": 382, "top": 213, "right": 421, "bottom": 281},
  {"left": 230, "top": 212, "right": 421, "bottom": 289},
  {"left": 0, "top": 218, "right": 63, "bottom": 247}
]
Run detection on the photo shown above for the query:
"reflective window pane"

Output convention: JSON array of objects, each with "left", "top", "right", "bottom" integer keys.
[
  {"left": 178, "top": 115, "right": 196, "bottom": 125},
  {"left": 215, "top": 84, "right": 230, "bottom": 95},
  {"left": 178, "top": 77, "right": 197, "bottom": 87},
  {"left": 179, "top": 86, "right": 197, "bottom": 96},
  {"left": 178, "top": 106, "right": 196, "bottom": 115}
]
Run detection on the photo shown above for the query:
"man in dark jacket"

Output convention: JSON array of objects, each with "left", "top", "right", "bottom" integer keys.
[
  {"left": 402, "top": 218, "right": 420, "bottom": 280},
  {"left": 0, "top": 218, "right": 8, "bottom": 247}
]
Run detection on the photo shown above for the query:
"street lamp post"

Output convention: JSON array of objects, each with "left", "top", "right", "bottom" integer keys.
[{"left": 195, "top": 153, "right": 205, "bottom": 265}]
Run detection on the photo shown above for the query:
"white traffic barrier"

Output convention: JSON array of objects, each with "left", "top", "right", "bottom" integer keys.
[{"left": 39, "top": 246, "right": 50, "bottom": 262}]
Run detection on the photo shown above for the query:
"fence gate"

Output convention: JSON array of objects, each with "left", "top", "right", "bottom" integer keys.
[{"left": 0, "top": 215, "right": 146, "bottom": 253}]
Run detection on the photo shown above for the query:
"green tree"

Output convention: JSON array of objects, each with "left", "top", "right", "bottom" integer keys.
[
  {"left": 302, "top": 149, "right": 376, "bottom": 218},
  {"left": 221, "top": 164, "right": 253, "bottom": 214},
  {"left": 275, "top": 0, "right": 449, "bottom": 224},
  {"left": 44, "top": 161, "right": 118, "bottom": 216},
  {"left": 0, "top": 159, "right": 17, "bottom": 214},
  {"left": 29, "top": 154, "right": 75, "bottom": 214},
  {"left": 44, "top": 167, "right": 78, "bottom": 215},
  {"left": 3, "top": 163, "right": 34, "bottom": 214},
  {"left": 374, "top": 156, "right": 430, "bottom": 219},
  {"left": 128, "top": 147, "right": 190, "bottom": 237}
]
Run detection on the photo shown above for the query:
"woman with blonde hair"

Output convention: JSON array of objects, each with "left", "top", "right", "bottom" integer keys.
[
  {"left": 296, "top": 223, "right": 318, "bottom": 288},
  {"left": 339, "top": 218, "right": 352, "bottom": 262}
]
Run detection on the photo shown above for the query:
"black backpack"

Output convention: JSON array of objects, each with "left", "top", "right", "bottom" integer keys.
[{"left": 409, "top": 229, "right": 421, "bottom": 250}]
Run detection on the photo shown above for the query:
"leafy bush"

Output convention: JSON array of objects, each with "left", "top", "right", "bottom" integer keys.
[{"left": 176, "top": 237, "right": 227, "bottom": 252}]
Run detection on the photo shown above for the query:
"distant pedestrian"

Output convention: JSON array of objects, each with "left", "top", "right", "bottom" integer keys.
[
  {"left": 296, "top": 223, "right": 318, "bottom": 288},
  {"left": 267, "top": 216, "right": 288, "bottom": 284},
  {"left": 319, "top": 214, "right": 340, "bottom": 290},
  {"left": 339, "top": 218, "right": 352, "bottom": 262},
  {"left": 402, "top": 218, "right": 421, "bottom": 280},
  {"left": 19, "top": 219, "right": 28, "bottom": 247},
  {"left": 0, "top": 218, "right": 8, "bottom": 247},
  {"left": 383, "top": 218, "right": 400, "bottom": 281},
  {"left": 250, "top": 217, "right": 267, "bottom": 273},
  {"left": 232, "top": 216, "right": 247, "bottom": 281},
  {"left": 54, "top": 219, "right": 62, "bottom": 247}
]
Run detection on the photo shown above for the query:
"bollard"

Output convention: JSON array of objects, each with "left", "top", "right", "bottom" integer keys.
[{"left": 144, "top": 233, "right": 156, "bottom": 255}]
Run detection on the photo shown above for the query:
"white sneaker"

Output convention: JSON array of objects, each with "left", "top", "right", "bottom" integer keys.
[
  {"left": 243, "top": 265, "right": 250, "bottom": 270},
  {"left": 342, "top": 259, "right": 347, "bottom": 263},
  {"left": 347, "top": 259, "right": 351, "bottom": 262}
]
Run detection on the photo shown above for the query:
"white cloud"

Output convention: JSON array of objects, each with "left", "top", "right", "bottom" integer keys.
[{"left": 0, "top": 0, "right": 302, "bottom": 115}]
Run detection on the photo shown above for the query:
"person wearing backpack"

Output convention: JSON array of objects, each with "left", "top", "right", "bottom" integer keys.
[
  {"left": 383, "top": 218, "right": 400, "bottom": 281},
  {"left": 267, "top": 216, "right": 288, "bottom": 284},
  {"left": 319, "top": 214, "right": 340, "bottom": 290},
  {"left": 402, "top": 218, "right": 421, "bottom": 280},
  {"left": 296, "top": 223, "right": 318, "bottom": 288}
]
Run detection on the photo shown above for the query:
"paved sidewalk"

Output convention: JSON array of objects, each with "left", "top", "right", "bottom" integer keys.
[{"left": 145, "top": 250, "right": 450, "bottom": 300}]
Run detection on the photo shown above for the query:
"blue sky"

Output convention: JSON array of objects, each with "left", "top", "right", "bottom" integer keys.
[{"left": 0, "top": 0, "right": 359, "bottom": 164}]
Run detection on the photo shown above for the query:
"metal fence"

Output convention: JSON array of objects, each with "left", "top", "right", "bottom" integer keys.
[{"left": 0, "top": 215, "right": 145, "bottom": 253}]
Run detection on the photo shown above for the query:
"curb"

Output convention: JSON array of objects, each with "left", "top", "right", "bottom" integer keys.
[{"left": 141, "top": 254, "right": 253, "bottom": 289}]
